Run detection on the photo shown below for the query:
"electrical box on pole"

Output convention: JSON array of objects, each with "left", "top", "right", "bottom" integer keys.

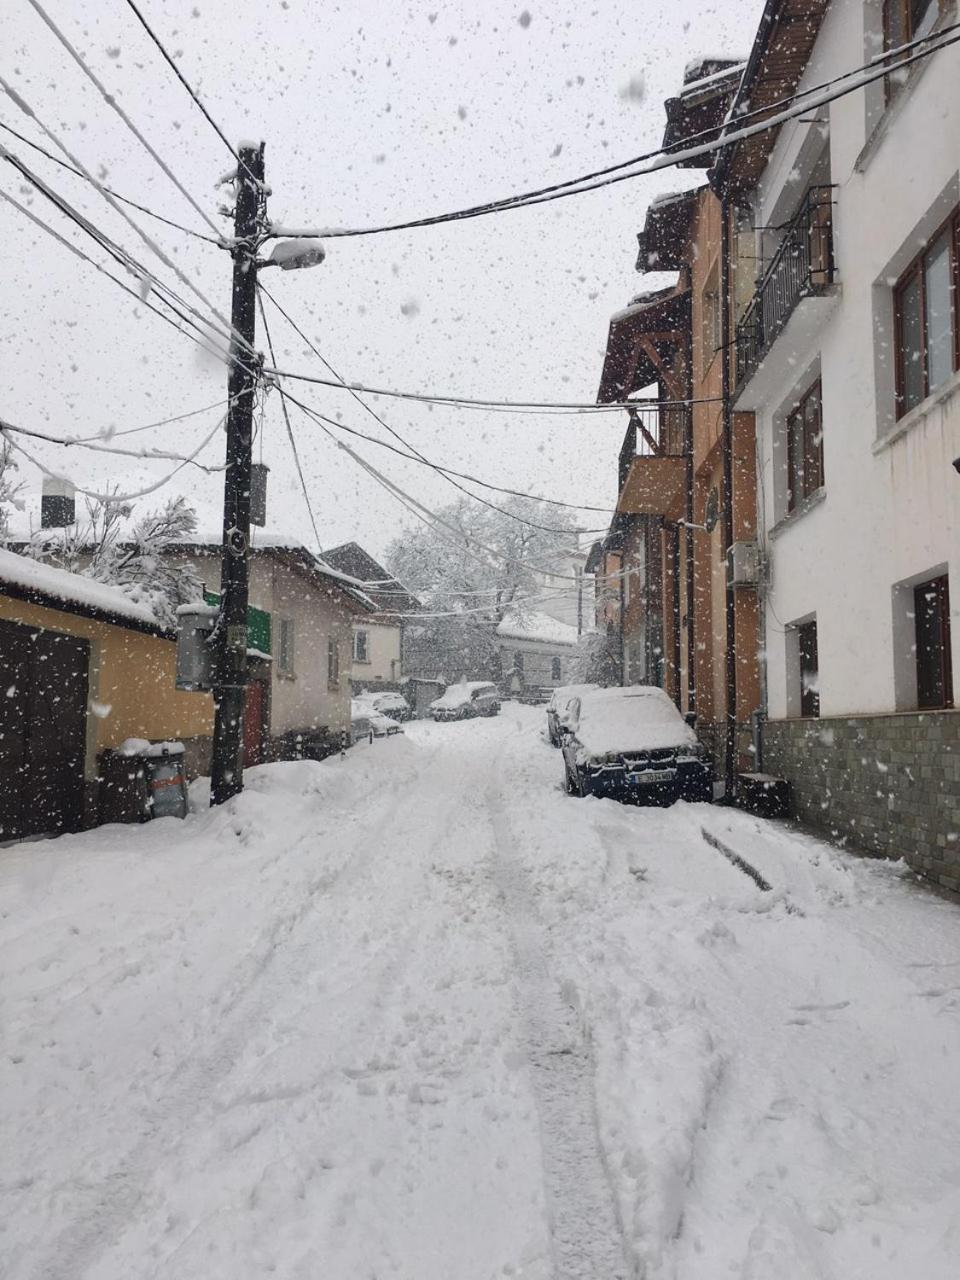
[{"left": 209, "top": 142, "right": 265, "bottom": 807}]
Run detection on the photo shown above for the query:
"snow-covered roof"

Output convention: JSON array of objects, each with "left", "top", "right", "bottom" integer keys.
[
  {"left": 0, "top": 546, "right": 164, "bottom": 632},
  {"left": 496, "top": 609, "right": 579, "bottom": 648},
  {"left": 569, "top": 686, "right": 696, "bottom": 758}
]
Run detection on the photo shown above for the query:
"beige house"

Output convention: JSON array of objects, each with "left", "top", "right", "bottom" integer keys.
[
  {"left": 165, "top": 535, "right": 377, "bottom": 762},
  {"left": 319, "top": 542, "right": 420, "bottom": 696}
]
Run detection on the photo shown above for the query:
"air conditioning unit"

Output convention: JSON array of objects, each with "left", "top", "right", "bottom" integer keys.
[{"left": 726, "top": 540, "right": 760, "bottom": 588}]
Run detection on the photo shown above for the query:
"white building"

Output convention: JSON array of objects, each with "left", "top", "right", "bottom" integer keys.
[{"left": 719, "top": 0, "right": 960, "bottom": 878}]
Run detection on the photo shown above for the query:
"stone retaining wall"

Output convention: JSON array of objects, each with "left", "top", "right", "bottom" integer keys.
[{"left": 761, "top": 711, "right": 960, "bottom": 890}]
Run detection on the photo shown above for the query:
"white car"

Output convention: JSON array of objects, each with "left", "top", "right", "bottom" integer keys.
[
  {"left": 429, "top": 681, "right": 501, "bottom": 722},
  {"left": 350, "top": 698, "right": 403, "bottom": 742},
  {"left": 362, "top": 690, "right": 411, "bottom": 722}
]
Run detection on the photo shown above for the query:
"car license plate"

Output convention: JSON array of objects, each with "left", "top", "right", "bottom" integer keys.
[{"left": 630, "top": 768, "right": 676, "bottom": 785}]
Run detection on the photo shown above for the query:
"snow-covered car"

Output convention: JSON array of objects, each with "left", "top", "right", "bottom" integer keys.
[
  {"left": 350, "top": 698, "right": 403, "bottom": 742},
  {"left": 561, "top": 686, "right": 712, "bottom": 805},
  {"left": 545, "top": 683, "right": 598, "bottom": 747},
  {"left": 429, "top": 681, "right": 501, "bottom": 721},
  {"left": 361, "top": 690, "right": 412, "bottom": 722}
]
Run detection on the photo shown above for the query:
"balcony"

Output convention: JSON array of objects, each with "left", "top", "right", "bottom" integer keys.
[
  {"left": 735, "top": 186, "right": 837, "bottom": 401},
  {"left": 616, "top": 402, "right": 689, "bottom": 522}
]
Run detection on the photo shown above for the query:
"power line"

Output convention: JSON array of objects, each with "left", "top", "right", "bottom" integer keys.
[
  {"left": 121, "top": 0, "right": 238, "bottom": 162},
  {"left": 278, "top": 386, "right": 613, "bottom": 520},
  {"left": 0, "top": 77, "right": 248, "bottom": 358},
  {"left": 1, "top": 414, "right": 225, "bottom": 504},
  {"left": 23, "top": 0, "right": 222, "bottom": 236},
  {"left": 274, "top": 24, "right": 960, "bottom": 239},
  {"left": 1, "top": 144, "right": 234, "bottom": 358},
  {"left": 70, "top": 399, "right": 230, "bottom": 443},
  {"left": 296, "top": 401, "right": 596, "bottom": 585},
  {"left": 0, "top": 118, "right": 219, "bottom": 243},
  {"left": 0, "top": 179, "right": 227, "bottom": 360},
  {"left": 259, "top": 289, "right": 604, "bottom": 535},
  {"left": 255, "top": 292, "right": 324, "bottom": 551},
  {"left": 0, "top": 414, "right": 227, "bottom": 472}
]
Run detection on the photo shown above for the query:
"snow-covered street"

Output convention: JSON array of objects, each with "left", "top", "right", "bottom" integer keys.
[{"left": 4, "top": 706, "right": 960, "bottom": 1279}]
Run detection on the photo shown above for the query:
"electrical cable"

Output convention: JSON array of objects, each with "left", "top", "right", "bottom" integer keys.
[
  {"left": 70, "top": 399, "right": 230, "bottom": 442},
  {"left": 120, "top": 0, "right": 238, "bottom": 162},
  {"left": 275, "top": 24, "right": 960, "bottom": 239},
  {"left": 0, "top": 416, "right": 227, "bottom": 472},
  {"left": 255, "top": 292, "right": 324, "bottom": 551},
  {"left": 23, "top": 0, "right": 222, "bottom": 236},
  {"left": 0, "top": 119, "right": 220, "bottom": 243},
  {"left": 1, "top": 145, "right": 234, "bottom": 358},
  {"left": 278, "top": 387, "right": 612, "bottom": 523},
  {"left": 1, "top": 414, "right": 225, "bottom": 504},
  {"left": 0, "top": 78, "right": 251, "bottom": 359},
  {"left": 258, "top": 283, "right": 613, "bottom": 527},
  {"left": 291, "top": 399, "right": 597, "bottom": 585},
  {"left": 0, "top": 180, "right": 229, "bottom": 361}
]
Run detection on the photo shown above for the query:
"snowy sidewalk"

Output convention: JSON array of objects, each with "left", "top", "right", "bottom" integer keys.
[{"left": 3, "top": 706, "right": 960, "bottom": 1278}]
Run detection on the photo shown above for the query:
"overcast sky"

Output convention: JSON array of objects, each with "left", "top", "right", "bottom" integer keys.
[{"left": 1, "top": 0, "right": 762, "bottom": 561}]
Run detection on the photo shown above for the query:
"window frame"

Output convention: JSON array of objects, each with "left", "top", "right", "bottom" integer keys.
[
  {"left": 915, "top": 574, "right": 953, "bottom": 709},
  {"left": 893, "top": 208, "right": 960, "bottom": 419},
  {"left": 353, "top": 628, "right": 370, "bottom": 664},
  {"left": 882, "top": 0, "right": 940, "bottom": 102},
  {"left": 277, "top": 617, "right": 295, "bottom": 678},
  {"left": 798, "top": 619, "right": 820, "bottom": 718},
  {"left": 785, "top": 379, "right": 824, "bottom": 513},
  {"left": 327, "top": 636, "right": 340, "bottom": 689}
]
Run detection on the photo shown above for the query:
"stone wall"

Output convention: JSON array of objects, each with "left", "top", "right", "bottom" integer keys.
[{"left": 761, "top": 711, "right": 960, "bottom": 890}]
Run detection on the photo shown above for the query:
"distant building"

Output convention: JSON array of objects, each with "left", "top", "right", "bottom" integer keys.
[
  {"left": 495, "top": 609, "right": 579, "bottom": 695},
  {"left": 318, "top": 542, "right": 421, "bottom": 695}
]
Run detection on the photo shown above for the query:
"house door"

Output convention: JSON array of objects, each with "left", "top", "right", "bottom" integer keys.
[
  {"left": 243, "top": 679, "right": 267, "bottom": 767},
  {"left": 0, "top": 619, "right": 89, "bottom": 841}
]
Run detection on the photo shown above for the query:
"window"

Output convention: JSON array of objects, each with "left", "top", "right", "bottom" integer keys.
[
  {"left": 551, "top": 656, "right": 562, "bottom": 682},
  {"left": 786, "top": 380, "right": 824, "bottom": 512},
  {"left": 327, "top": 637, "right": 340, "bottom": 688},
  {"left": 353, "top": 629, "right": 370, "bottom": 663},
  {"left": 915, "top": 575, "right": 953, "bottom": 708},
  {"left": 514, "top": 650, "right": 525, "bottom": 676},
  {"left": 883, "top": 0, "right": 939, "bottom": 100},
  {"left": 277, "top": 618, "right": 295, "bottom": 677},
  {"left": 798, "top": 619, "right": 820, "bottom": 717},
  {"left": 702, "top": 263, "right": 721, "bottom": 366},
  {"left": 894, "top": 211, "right": 959, "bottom": 417}
]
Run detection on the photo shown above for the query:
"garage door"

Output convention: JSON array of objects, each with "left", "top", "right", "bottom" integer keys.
[{"left": 0, "top": 619, "right": 90, "bottom": 841}]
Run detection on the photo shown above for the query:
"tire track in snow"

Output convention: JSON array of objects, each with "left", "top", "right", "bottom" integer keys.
[{"left": 485, "top": 759, "right": 633, "bottom": 1280}]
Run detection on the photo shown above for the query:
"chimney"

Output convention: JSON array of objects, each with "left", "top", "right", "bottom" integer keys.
[{"left": 41, "top": 477, "right": 76, "bottom": 529}]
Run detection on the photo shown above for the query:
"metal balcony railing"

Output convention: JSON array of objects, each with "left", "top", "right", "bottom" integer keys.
[
  {"left": 735, "top": 185, "right": 835, "bottom": 388},
  {"left": 618, "top": 402, "right": 690, "bottom": 491}
]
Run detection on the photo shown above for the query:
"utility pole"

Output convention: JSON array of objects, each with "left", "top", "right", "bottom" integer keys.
[{"left": 210, "top": 142, "right": 265, "bottom": 806}]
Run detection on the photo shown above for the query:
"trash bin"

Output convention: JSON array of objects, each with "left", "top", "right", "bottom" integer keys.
[{"left": 98, "top": 739, "right": 188, "bottom": 824}]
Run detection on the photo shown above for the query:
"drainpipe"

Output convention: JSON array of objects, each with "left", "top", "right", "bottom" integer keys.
[
  {"left": 720, "top": 189, "right": 738, "bottom": 800},
  {"left": 684, "top": 379, "right": 696, "bottom": 716}
]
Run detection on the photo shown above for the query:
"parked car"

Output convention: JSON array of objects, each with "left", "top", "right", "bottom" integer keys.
[
  {"left": 545, "top": 683, "right": 598, "bottom": 747},
  {"left": 429, "top": 681, "right": 501, "bottom": 721},
  {"left": 561, "top": 686, "right": 712, "bottom": 805},
  {"left": 361, "top": 690, "right": 412, "bottom": 722},
  {"left": 350, "top": 697, "right": 404, "bottom": 742}
]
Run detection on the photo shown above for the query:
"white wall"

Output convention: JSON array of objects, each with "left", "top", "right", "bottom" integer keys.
[
  {"left": 750, "top": 0, "right": 960, "bottom": 718},
  {"left": 349, "top": 619, "right": 402, "bottom": 686}
]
